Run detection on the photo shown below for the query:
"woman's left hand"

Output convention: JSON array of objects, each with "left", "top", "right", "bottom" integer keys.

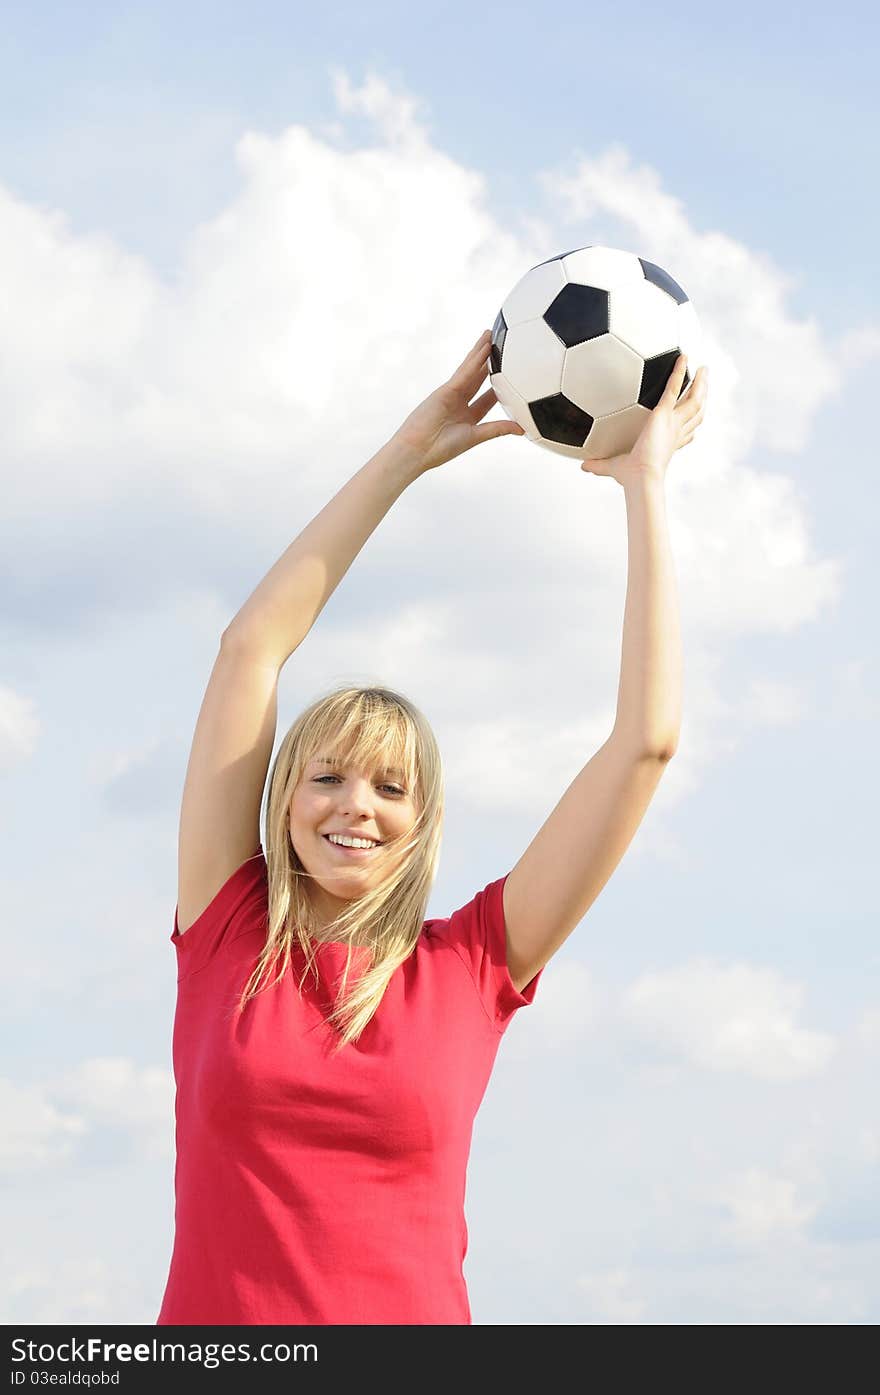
[
  {"left": 580, "top": 354, "right": 708, "bottom": 486},
  {"left": 393, "top": 330, "right": 526, "bottom": 473}
]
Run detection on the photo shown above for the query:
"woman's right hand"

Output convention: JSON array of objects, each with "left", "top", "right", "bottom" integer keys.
[{"left": 393, "top": 330, "right": 525, "bottom": 473}]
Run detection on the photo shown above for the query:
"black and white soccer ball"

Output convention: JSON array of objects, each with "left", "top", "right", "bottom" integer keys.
[{"left": 488, "top": 246, "right": 706, "bottom": 461}]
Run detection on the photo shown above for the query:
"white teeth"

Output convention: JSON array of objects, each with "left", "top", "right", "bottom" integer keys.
[{"left": 327, "top": 834, "right": 378, "bottom": 849}]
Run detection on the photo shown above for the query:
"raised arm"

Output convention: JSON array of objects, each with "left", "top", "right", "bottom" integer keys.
[
  {"left": 177, "top": 436, "right": 424, "bottom": 933},
  {"left": 501, "top": 356, "right": 708, "bottom": 989},
  {"left": 221, "top": 328, "right": 521, "bottom": 665},
  {"left": 177, "top": 329, "right": 517, "bottom": 932},
  {"left": 221, "top": 434, "right": 425, "bottom": 667}
]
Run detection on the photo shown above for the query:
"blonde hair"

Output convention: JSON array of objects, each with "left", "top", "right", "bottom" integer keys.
[{"left": 236, "top": 685, "right": 444, "bottom": 1053}]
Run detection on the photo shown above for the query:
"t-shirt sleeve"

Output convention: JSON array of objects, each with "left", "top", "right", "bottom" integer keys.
[
  {"left": 431, "top": 871, "right": 543, "bottom": 1033},
  {"left": 170, "top": 847, "right": 269, "bottom": 981}
]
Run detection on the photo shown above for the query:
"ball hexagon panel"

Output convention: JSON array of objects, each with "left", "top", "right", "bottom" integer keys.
[
  {"left": 544, "top": 283, "right": 610, "bottom": 347},
  {"left": 500, "top": 318, "right": 566, "bottom": 402},
  {"left": 561, "top": 334, "right": 645, "bottom": 418},
  {"left": 501, "top": 258, "right": 567, "bottom": 328},
  {"left": 609, "top": 281, "right": 682, "bottom": 362},
  {"left": 561, "top": 246, "right": 646, "bottom": 292}
]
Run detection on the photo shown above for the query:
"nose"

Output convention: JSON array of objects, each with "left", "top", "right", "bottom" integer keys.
[{"left": 337, "top": 777, "right": 377, "bottom": 817}]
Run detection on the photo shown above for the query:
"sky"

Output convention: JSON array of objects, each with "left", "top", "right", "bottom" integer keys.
[{"left": 1, "top": 0, "right": 878, "bottom": 1326}]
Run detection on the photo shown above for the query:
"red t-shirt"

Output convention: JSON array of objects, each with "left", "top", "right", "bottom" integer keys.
[{"left": 157, "top": 847, "right": 542, "bottom": 1325}]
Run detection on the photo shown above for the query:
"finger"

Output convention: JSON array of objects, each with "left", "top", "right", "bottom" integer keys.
[
  {"left": 679, "top": 421, "right": 700, "bottom": 447},
  {"left": 664, "top": 354, "right": 689, "bottom": 402},
  {"left": 466, "top": 386, "right": 498, "bottom": 421},
  {"left": 460, "top": 349, "right": 493, "bottom": 399},
  {"left": 451, "top": 330, "right": 492, "bottom": 383},
  {"left": 580, "top": 456, "right": 615, "bottom": 475},
  {"left": 473, "top": 420, "right": 525, "bottom": 445},
  {"left": 686, "top": 365, "right": 710, "bottom": 408}
]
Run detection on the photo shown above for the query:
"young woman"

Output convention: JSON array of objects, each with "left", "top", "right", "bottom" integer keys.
[{"left": 156, "top": 330, "right": 708, "bottom": 1325}]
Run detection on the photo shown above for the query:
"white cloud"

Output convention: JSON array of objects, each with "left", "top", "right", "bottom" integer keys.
[
  {"left": 0, "top": 684, "right": 40, "bottom": 772},
  {"left": 1, "top": 1251, "right": 156, "bottom": 1326},
  {"left": 543, "top": 142, "right": 867, "bottom": 455},
  {"left": 330, "top": 66, "right": 431, "bottom": 150},
  {"left": 837, "top": 323, "right": 880, "bottom": 374},
  {"left": 0, "top": 184, "right": 156, "bottom": 496},
  {"left": 0, "top": 1078, "right": 86, "bottom": 1173},
  {"left": 0, "top": 68, "right": 844, "bottom": 624},
  {"left": 826, "top": 659, "right": 880, "bottom": 725},
  {"left": 0, "top": 68, "right": 849, "bottom": 840},
  {"left": 737, "top": 676, "right": 810, "bottom": 726},
  {"left": 621, "top": 959, "right": 836, "bottom": 1080},
  {"left": 51, "top": 1056, "right": 175, "bottom": 1160},
  {"left": 576, "top": 1266, "right": 646, "bottom": 1323},
  {"left": 445, "top": 711, "right": 615, "bottom": 815},
  {"left": 0, "top": 1058, "right": 175, "bottom": 1177},
  {"left": 539, "top": 141, "right": 847, "bottom": 643},
  {"left": 715, "top": 1166, "right": 818, "bottom": 1246},
  {"left": 503, "top": 960, "right": 598, "bottom": 1062},
  {"left": 856, "top": 1007, "right": 880, "bottom": 1050}
]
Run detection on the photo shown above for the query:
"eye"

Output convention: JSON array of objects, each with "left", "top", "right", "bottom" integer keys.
[{"left": 314, "top": 775, "right": 405, "bottom": 796}]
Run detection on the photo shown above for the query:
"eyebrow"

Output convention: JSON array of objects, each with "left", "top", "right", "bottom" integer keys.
[{"left": 312, "top": 757, "right": 405, "bottom": 779}]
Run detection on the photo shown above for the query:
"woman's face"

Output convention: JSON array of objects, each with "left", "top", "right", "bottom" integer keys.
[{"left": 288, "top": 754, "right": 418, "bottom": 933}]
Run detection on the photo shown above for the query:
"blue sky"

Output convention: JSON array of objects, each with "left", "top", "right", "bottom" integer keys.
[
  {"left": 3, "top": 0, "right": 876, "bottom": 328},
  {"left": 1, "top": 0, "right": 878, "bottom": 1324}
]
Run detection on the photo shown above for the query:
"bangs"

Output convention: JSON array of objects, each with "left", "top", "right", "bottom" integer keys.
[{"left": 303, "top": 698, "right": 417, "bottom": 791}]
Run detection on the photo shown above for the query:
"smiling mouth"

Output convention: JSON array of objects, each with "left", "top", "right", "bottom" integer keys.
[{"left": 322, "top": 835, "right": 381, "bottom": 856}]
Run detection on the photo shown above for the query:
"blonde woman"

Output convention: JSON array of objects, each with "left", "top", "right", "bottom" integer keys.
[{"left": 157, "top": 329, "right": 708, "bottom": 1325}]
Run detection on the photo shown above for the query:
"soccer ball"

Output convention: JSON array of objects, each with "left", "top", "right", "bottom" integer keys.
[{"left": 488, "top": 246, "right": 706, "bottom": 461}]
